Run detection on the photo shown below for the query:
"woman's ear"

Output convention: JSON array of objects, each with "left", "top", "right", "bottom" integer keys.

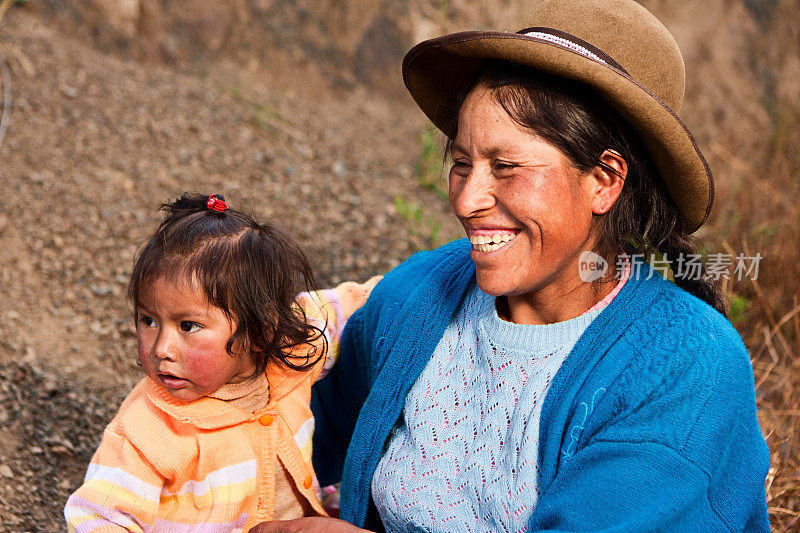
[{"left": 588, "top": 149, "right": 627, "bottom": 214}]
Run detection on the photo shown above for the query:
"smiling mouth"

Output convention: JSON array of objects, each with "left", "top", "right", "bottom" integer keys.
[{"left": 468, "top": 232, "right": 517, "bottom": 253}]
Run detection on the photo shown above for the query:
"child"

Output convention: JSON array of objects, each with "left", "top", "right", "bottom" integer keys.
[{"left": 65, "top": 193, "right": 380, "bottom": 531}]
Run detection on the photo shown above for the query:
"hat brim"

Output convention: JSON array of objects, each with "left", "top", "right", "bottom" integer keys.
[{"left": 402, "top": 31, "right": 713, "bottom": 233}]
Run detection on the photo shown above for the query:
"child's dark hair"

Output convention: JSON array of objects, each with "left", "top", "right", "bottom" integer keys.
[{"left": 128, "top": 193, "right": 325, "bottom": 374}]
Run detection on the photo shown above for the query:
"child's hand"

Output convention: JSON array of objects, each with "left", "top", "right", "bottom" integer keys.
[
  {"left": 336, "top": 275, "right": 382, "bottom": 316},
  {"left": 249, "top": 517, "right": 373, "bottom": 533},
  {"left": 302, "top": 275, "right": 383, "bottom": 382},
  {"left": 338, "top": 275, "right": 382, "bottom": 302}
]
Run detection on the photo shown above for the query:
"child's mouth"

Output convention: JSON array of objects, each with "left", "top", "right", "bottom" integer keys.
[{"left": 157, "top": 373, "right": 188, "bottom": 389}]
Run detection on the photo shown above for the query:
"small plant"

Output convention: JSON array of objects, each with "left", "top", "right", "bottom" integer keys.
[
  {"left": 228, "top": 88, "right": 304, "bottom": 141},
  {"left": 394, "top": 194, "right": 442, "bottom": 248},
  {"left": 728, "top": 294, "right": 750, "bottom": 324},
  {"left": 394, "top": 194, "right": 423, "bottom": 225},
  {"left": 250, "top": 104, "right": 280, "bottom": 134},
  {"left": 415, "top": 125, "right": 448, "bottom": 202},
  {"left": 393, "top": 124, "right": 456, "bottom": 249}
]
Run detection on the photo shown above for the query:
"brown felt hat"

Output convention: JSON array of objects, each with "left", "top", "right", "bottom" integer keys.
[{"left": 402, "top": 0, "right": 713, "bottom": 232}]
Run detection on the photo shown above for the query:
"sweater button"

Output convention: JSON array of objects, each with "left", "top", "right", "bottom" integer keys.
[
  {"left": 303, "top": 475, "right": 312, "bottom": 489},
  {"left": 259, "top": 414, "right": 273, "bottom": 426}
]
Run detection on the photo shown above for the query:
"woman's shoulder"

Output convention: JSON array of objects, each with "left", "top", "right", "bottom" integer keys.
[
  {"left": 387, "top": 238, "right": 471, "bottom": 278},
  {"left": 368, "top": 239, "right": 472, "bottom": 302},
  {"left": 599, "top": 268, "right": 755, "bottom": 410},
  {"left": 632, "top": 274, "right": 746, "bottom": 358},
  {"left": 584, "top": 274, "right": 763, "bottom": 464},
  {"left": 609, "top": 273, "right": 756, "bottom": 424}
]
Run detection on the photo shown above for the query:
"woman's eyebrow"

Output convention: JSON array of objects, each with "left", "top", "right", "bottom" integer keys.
[
  {"left": 449, "top": 142, "right": 467, "bottom": 155},
  {"left": 450, "top": 143, "right": 503, "bottom": 157},
  {"left": 450, "top": 139, "right": 528, "bottom": 158}
]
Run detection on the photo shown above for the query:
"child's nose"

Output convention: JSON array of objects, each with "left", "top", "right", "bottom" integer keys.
[{"left": 153, "top": 332, "right": 178, "bottom": 361}]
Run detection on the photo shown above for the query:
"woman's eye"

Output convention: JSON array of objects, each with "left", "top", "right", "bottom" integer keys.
[
  {"left": 494, "top": 161, "right": 518, "bottom": 172},
  {"left": 180, "top": 321, "right": 201, "bottom": 333},
  {"left": 450, "top": 160, "right": 472, "bottom": 174}
]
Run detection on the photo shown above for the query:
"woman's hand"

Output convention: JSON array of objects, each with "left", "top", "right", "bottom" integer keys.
[{"left": 249, "top": 517, "right": 373, "bottom": 533}]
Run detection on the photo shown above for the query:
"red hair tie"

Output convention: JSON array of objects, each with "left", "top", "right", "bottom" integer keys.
[{"left": 206, "top": 194, "right": 227, "bottom": 212}]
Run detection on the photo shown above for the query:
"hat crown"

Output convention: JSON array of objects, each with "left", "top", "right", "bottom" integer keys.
[{"left": 524, "top": 0, "right": 685, "bottom": 111}]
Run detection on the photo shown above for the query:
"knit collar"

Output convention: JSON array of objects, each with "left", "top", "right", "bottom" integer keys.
[
  {"left": 144, "top": 380, "right": 253, "bottom": 429},
  {"left": 477, "top": 285, "right": 604, "bottom": 357},
  {"left": 475, "top": 254, "right": 631, "bottom": 348},
  {"left": 145, "top": 357, "right": 313, "bottom": 429},
  {"left": 208, "top": 372, "right": 269, "bottom": 413}
]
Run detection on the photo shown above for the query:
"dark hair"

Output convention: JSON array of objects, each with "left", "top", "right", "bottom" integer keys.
[
  {"left": 128, "top": 193, "right": 325, "bottom": 375},
  {"left": 447, "top": 60, "right": 726, "bottom": 314}
]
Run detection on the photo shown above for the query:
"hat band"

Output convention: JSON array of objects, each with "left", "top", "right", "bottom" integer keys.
[{"left": 516, "top": 27, "right": 629, "bottom": 74}]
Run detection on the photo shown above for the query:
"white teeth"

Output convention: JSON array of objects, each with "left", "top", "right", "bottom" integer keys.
[{"left": 469, "top": 232, "right": 516, "bottom": 252}]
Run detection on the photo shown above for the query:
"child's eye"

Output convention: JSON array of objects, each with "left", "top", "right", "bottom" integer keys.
[
  {"left": 180, "top": 321, "right": 201, "bottom": 333},
  {"left": 139, "top": 315, "right": 157, "bottom": 328}
]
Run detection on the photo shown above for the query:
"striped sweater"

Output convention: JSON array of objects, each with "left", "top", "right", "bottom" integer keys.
[{"left": 65, "top": 284, "right": 372, "bottom": 532}]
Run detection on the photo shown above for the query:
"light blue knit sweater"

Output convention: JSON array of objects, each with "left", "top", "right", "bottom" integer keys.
[{"left": 371, "top": 284, "right": 603, "bottom": 532}]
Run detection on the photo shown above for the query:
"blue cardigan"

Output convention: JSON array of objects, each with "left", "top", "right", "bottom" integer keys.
[{"left": 311, "top": 239, "right": 770, "bottom": 532}]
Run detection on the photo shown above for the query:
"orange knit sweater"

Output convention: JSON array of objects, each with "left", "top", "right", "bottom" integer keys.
[{"left": 65, "top": 283, "right": 374, "bottom": 532}]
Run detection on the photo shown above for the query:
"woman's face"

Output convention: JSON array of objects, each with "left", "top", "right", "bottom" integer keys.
[{"left": 448, "top": 86, "right": 602, "bottom": 317}]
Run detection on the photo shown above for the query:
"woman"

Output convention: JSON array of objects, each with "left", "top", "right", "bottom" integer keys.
[{"left": 254, "top": 0, "right": 770, "bottom": 531}]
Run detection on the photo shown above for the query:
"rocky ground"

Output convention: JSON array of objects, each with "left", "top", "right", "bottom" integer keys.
[{"left": 0, "top": 0, "right": 797, "bottom": 530}]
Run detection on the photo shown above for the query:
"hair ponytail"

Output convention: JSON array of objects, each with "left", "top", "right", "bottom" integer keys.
[{"left": 658, "top": 234, "right": 727, "bottom": 316}]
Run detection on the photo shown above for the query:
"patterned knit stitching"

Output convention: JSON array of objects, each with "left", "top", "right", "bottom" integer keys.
[{"left": 371, "top": 285, "right": 606, "bottom": 532}]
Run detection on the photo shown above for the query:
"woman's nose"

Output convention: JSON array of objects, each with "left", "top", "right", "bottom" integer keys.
[{"left": 450, "top": 167, "right": 495, "bottom": 217}]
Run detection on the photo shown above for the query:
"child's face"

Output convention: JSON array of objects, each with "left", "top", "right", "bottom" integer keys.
[{"left": 135, "top": 278, "right": 256, "bottom": 402}]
